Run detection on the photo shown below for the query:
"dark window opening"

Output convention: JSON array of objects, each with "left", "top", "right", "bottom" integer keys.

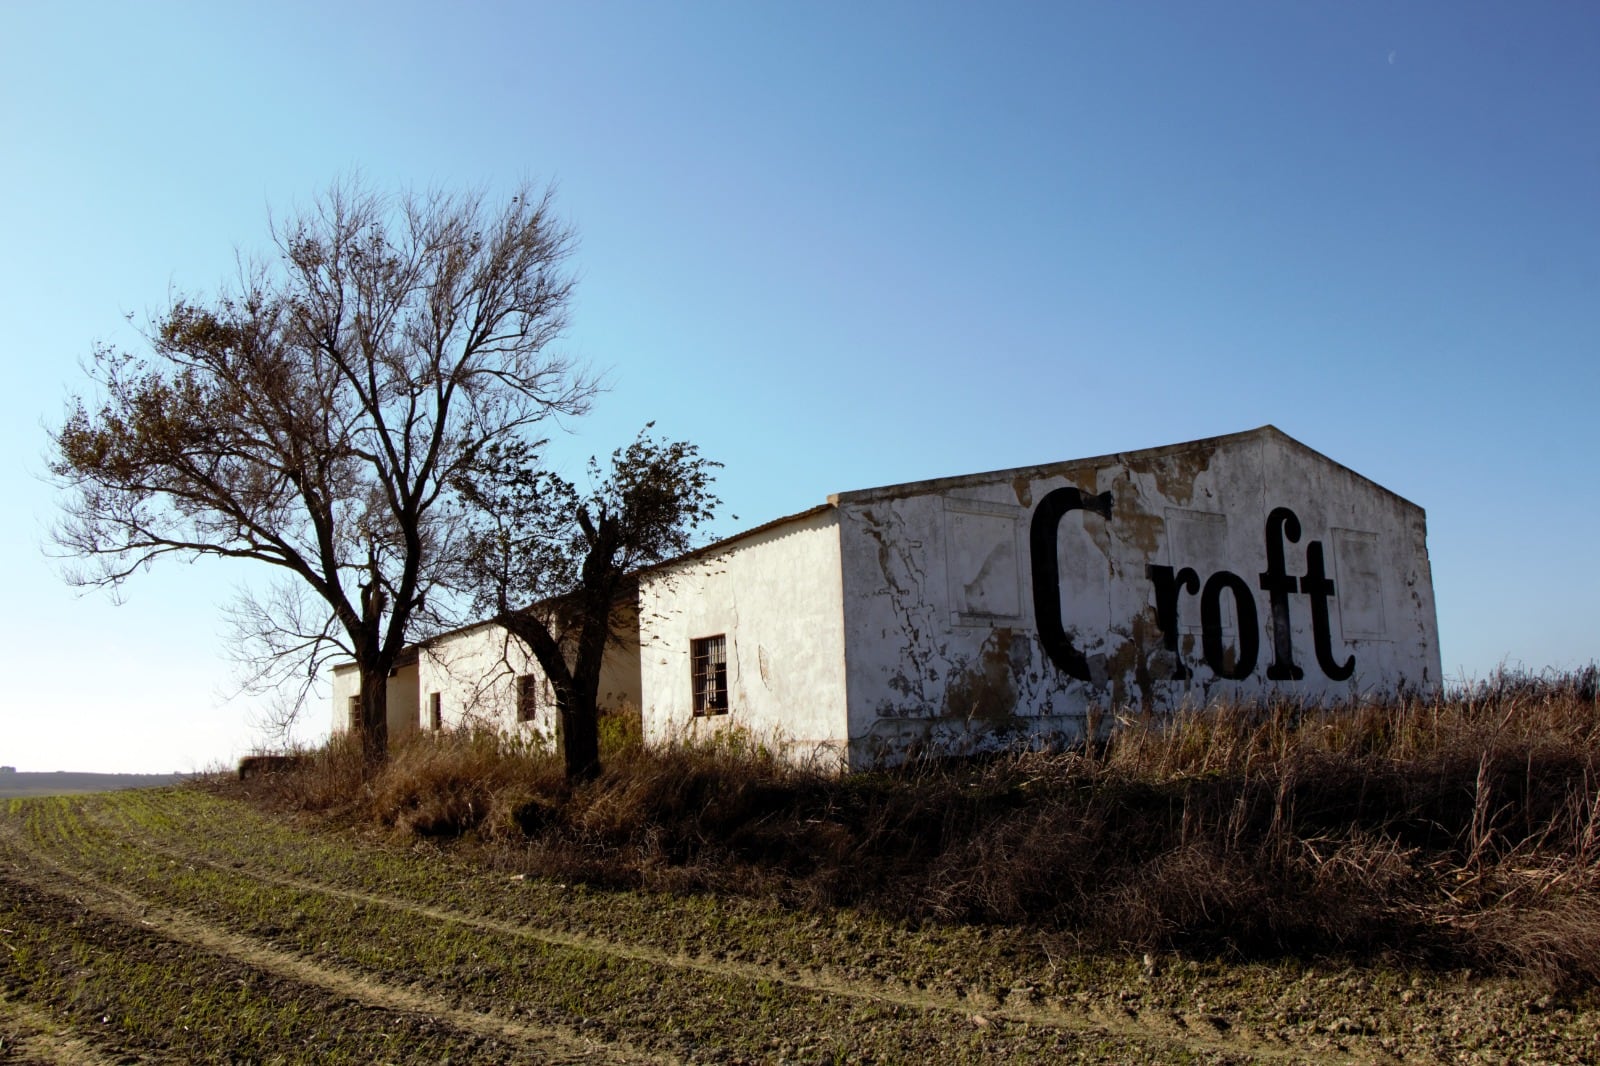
[
  {"left": 517, "top": 675, "right": 539, "bottom": 723},
  {"left": 691, "top": 635, "right": 729, "bottom": 716},
  {"left": 428, "top": 691, "right": 442, "bottom": 732}
]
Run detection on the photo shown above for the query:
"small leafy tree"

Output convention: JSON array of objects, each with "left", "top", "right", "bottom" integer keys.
[
  {"left": 49, "top": 179, "right": 593, "bottom": 765},
  {"left": 456, "top": 428, "right": 719, "bottom": 782}
]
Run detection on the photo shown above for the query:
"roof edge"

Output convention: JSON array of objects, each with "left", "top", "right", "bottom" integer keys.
[
  {"left": 640, "top": 502, "right": 838, "bottom": 575},
  {"left": 831, "top": 425, "right": 1422, "bottom": 512}
]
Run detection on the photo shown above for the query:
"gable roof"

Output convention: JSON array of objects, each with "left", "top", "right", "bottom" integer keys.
[
  {"left": 829, "top": 424, "right": 1422, "bottom": 512},
  {"left": 652, "top": 425, "right": 1421, "bottom": 573},
  {"left": 635, "top": 502, "right": 838, "bottom": 573},
  {"left": 336, "top": 426, "right": 1420, "bottom": 672}
]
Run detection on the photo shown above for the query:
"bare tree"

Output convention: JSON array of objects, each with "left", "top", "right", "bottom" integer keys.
[
  {"left": 50, "top": 179, "right": 593, "bottom": 765},
  {"left": 456, "top": 429, "right": 719, "bottom": 782}
]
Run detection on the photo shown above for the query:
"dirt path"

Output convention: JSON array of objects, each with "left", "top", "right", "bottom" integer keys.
[
  {"left": 64, "top": 801, "right": 1319, "bottom": 1063},
  {"left": 0, "top": 992, "right": 122, "bottom": 1066},
  {"left": 0, "top": 859, "right": 664, "bottom": 1065},
  {"left": 97, "top": 831, "right": 1317, "bottom": 1063},
  {"left": 3, "top": 789, "right": 1596, "bottom": 1063},
  {"left": 0, "top": 794, "right": 1266, "bottom": 1063}
]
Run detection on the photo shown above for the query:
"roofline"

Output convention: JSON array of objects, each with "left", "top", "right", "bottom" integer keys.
[
  {"left": 829, "top": 424, "right": 1422, "bottom": 512},
  {"left": 1255, "top": 426, "right": 1423, "bottom": 511},
  {"left": 638, "top": 502, "right": 837, "bottom": 574},
  {"left": 332, "top": 505, "right": 840, "bottom": 674},
  {"left": 331, "top": 645, "right": 420, "bottom": 675},
  {"left": 331, "top": 425, "right": 1422, "bottom": 676},
  {"left": 330, "top": 583, "right": 641, "bottom": 673}
]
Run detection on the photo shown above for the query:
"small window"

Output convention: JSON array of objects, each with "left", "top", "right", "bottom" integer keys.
[
  {"left": 428, "top": 692, "right": 442, "bottom": 732},
  {"left": 516, "top": 674, "right": 539, "bottom": 723},
  {"left": 691, "top": 635, "right": 729, "bottom": 716},
  {"left": 346, "top": 695, "right": 360, "bottom": 732}
]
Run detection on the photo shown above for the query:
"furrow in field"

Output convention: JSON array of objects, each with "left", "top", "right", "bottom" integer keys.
[
  {"left": 0, "top": 858, "right": 666, "bottom": 1066},
  {"left": 115, "top": 831, "right": 1314, "bottom": 1059},
  {"left": 0, "top": 991, "right": 123, "bottom": 1066},
  {"left": 62, "top": 792, "right": 1328, "bottom": 1064}
]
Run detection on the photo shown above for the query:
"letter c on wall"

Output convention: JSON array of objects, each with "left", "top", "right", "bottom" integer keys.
[{"left": 1030, "top": 487, "right": 1114, "bottom": 681}]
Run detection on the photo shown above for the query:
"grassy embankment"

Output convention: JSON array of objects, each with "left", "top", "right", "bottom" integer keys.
[
  {"left": 256, "top": 668, "right": 1600, "bottom": 983},
  {"left": 0, "top": 669, "right": 1595, "bottom": 1063}
]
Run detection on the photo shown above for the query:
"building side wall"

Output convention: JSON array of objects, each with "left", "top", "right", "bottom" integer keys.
[
  {"left": 638, "top": 509, "right": 848, "bottom": 766},
  {"left": 597, "top": 603, "right": 644, "bottom": 722},
  {"left": 413, "top": 613, "right": 645, "bottom": 742},
  {"left": 837, "top": 431, "right": 1440, "bottom": 767},
  {"left": 416, "top": 625, "right": 556, "bottom": 739},
  {"left": 329, "top": 663, "right": 422, "bottom": 740},
  {"left": 330, "top": 613, "right": 644, "bottom": 746}
]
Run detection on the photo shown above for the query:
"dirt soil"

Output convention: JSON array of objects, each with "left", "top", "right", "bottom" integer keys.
[{"left": 0, "top": 787, "right": 1595, "bottom": 1064}]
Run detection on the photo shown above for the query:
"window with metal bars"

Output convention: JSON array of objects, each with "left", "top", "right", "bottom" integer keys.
[
  {"left": 691, "top": 635, "right": 729, "bottom": 716},
  {"left": 516, "top": 675, "right": 539, "bottom": 723}
]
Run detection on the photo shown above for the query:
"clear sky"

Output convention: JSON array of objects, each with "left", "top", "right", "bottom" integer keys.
[{"left": 3, "top": 3, "right": 1595, "bottom": 772}]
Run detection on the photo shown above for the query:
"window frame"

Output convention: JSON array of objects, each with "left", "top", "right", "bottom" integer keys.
[
  {"left": 516, "top": 674, "right": 539, "bottom": 723},
  {"left": 691, "top": 634, "right": 730, "bottom": 717}
]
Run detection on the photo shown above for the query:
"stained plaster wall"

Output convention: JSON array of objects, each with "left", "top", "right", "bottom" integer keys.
[
  {"left": 329, "top": 661, "right": 421, "bottom": 740},
  {"left": 835, "top": 427, "right": 1440, "bottom": 767},
  {"left": 331, "top": 612, "right": 643, "bottom": 744},
  {"left": 412, "top": 609, "right": 644, "bottom": 741},
  {"left": 638, "top": 507, "right": 848, "bottom": 765}
]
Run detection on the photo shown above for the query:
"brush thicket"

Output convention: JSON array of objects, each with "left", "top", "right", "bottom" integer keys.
[{"left": 242, "top": 667, "right": 1600, "bottom": 983}]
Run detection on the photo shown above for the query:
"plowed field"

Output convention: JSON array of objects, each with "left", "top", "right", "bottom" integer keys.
[{"left": 0, "top": 788, "right": 1594, "bottom": 1063}]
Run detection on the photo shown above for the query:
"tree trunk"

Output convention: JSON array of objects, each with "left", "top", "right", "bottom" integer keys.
[
  {"left": 557, "top": 689, "right": 601, "bottom": 783},
  {"left": 556, "top": 581, "right": 613, "bottom": 784},
  {"left": 359, "top": 668, "right": 389, "bottom": 769}
]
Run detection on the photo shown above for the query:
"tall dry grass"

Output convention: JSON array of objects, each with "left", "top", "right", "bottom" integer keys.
[{"left": 237, "top": 667, "right": 1600, "bottom": 983}]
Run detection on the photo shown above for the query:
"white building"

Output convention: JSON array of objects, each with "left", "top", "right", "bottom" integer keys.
[
  {"left": 336, "top": 426, "right": 1441, "bottom": 770},
  {"left": 329, "top": 608, "right": 643, "bottom": 747}
]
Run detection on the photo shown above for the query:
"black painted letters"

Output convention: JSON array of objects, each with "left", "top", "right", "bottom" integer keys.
[
  {"left": 1300, "top": 541, "right": 1354, "bottom": 681},
  {"left": 1146, "top": 563, "right": 1199, "bottom": 681},
  {"left": 1259, "top": 507, "right": 1305, "bottom": 681},
  {"left": 1030, "top": 487, "right": 1114, "bottom": 680},
  {"left": 1033, "top": 495, "right": 1358, "bottom": 687},
  {"left": 1201, "top": 570, "right": 1260, "bottom": 679}
]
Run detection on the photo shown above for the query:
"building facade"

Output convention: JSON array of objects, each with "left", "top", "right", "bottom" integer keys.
[{"left": 337, "top": 427, "right": 1442, "bottom": 770}]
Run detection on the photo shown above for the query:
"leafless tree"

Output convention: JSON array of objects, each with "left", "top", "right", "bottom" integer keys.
[{"left": 49, "top": 179, "right": 593, "bottom": 766}]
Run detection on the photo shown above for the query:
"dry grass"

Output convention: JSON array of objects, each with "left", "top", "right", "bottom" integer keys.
[{"left": 242, "top": 667, "right": 1600, "bottom": 984}]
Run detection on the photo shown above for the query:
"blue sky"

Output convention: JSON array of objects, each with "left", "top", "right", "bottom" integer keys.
[{"left": 3, "top": 3, "right": 1595, "bottom": 772}]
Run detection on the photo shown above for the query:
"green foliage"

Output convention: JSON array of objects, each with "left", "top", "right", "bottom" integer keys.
[
  {"left": 597, "top": 705, "right": 644, "bottom": 756},
  {"left": 454, "top": 425, "right": 720, "bottom": 616}
]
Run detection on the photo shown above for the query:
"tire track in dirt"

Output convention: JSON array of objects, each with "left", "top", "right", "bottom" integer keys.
[
  {"left": 0, "top": 842, "right": 671, "bottom": 1066},
  {"left": 71, "top": 807, "right": 1352, "bottom": 1064},
  {"left": 0, "top": 993, "right": 122, "bottom": 1066}
]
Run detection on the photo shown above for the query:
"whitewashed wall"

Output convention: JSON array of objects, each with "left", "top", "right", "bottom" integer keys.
[
  {"left": 415, "top": 623, "right": 556, "bottom": 739},
  {"left": 331, "top": 428, "right": 1442, "bottom": 773},
  {"left": 331, "top": 611, "right": 643, "bottom": 745},
  {"left": 329, "top": 660, "right": 421, "bottom": 740},
  {"left": 835, "top": 427, "right": 1440, "bottom": 767},
  {"left": 415, "top": 609, "right": 644, "bottom": 742},
  {"left": 638, "top": 508, "right": 849, "bottom": 765}
]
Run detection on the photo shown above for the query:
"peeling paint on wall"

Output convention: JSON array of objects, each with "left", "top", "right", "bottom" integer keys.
[
  {"left": 345, "top": 426, "right": 1439, "bottom": 770},
  {"left": 628, "top": 426, "right": 1440, "bottom": 772},
  {"left": 837, "top": 426, "right": 1440, "bottom": 768}
]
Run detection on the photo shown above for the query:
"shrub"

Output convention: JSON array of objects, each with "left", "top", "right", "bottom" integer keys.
[{"left": 236, "top": 668, "right": 1600, "bottom": 984}]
